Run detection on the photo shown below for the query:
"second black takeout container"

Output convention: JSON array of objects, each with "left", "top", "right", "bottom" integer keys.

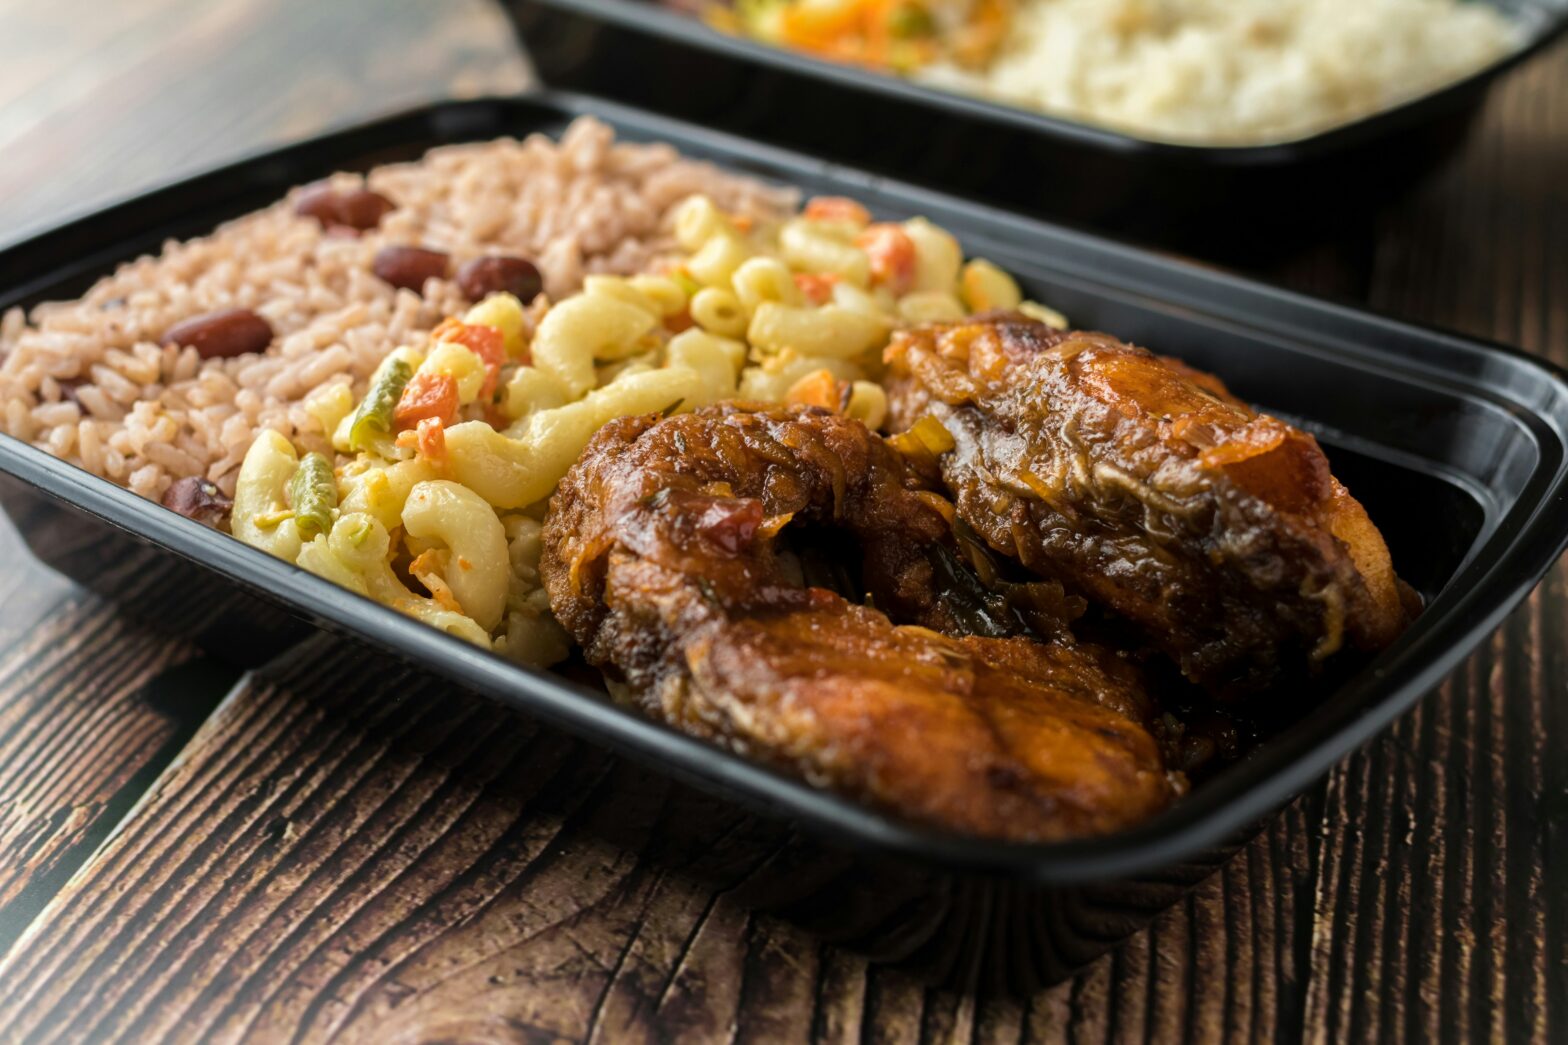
[
  {"left": 505, "top": 0, "right": 1568, "bottom": 255},
  {"left": 3, "top": 94, "right": 1567, "bottom": 992}
]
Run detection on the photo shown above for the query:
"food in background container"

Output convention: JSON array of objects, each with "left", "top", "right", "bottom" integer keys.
[{"left": 700, "top": 0, "right": 1521, "bottom": 144}]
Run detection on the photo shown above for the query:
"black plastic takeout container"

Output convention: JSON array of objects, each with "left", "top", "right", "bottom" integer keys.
[
  {"left": 505, "top": 0, "right": 1568, "bottom": 254},
  {"left": 3, "top": 93, "right": 1568, "bottom": 992}
]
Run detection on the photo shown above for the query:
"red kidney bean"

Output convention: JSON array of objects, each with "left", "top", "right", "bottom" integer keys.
[
  {"left": 294, "top": 182, "right": 395, "bottom": 232},
  {"left": 339, "top": 188, "right": 395, "bottom": 230},
  {"left": 372, "top": 246, "right": 450, "bottom": 293},
  {"left": 455, "top": 255, "right": 543, "bottom": 302},
  {"left": 160, "top": 476, "right": 233, "bottom": 529},
  {"left": 160, "top": 308, "right": 274, "bottom": 359},
  {"left": 292, "top": 182, "right": 335, "bottom": 222}
]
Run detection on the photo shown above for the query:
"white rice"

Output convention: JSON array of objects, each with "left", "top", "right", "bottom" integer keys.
[{"left": 918, "top": 0, "right": 1520, "bottom": 144}]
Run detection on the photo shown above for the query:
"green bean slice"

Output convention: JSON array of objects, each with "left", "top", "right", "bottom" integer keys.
[
  {"left": 348, "top": 357, "right": 413, "bottom": 453},
  {"left": 288, "top": 451, "right": 338, "bottom": 539}
]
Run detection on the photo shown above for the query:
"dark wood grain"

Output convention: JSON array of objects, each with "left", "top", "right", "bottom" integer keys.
[
  {"left": 0, "top": 473, "right": 243, "bottom": 954},
  {"left": 0, "top": 644, "right": 1322, "bottom": 1044},
  {"left": 0, "top": 598, "right": 231, "bottom": 954},
  {"left": 0, "top": 2, "right": 1562, "bottom": 1042}
]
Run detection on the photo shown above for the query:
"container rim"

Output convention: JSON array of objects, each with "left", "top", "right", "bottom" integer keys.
[
  {"left": 511, "top": 0, "right": 1568, "bottom": 160},
  {"left": 2, "top": 92, "right": 1568, "bottom": 882}
]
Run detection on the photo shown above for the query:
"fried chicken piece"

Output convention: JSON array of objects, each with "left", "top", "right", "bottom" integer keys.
[
  {"left": 542, "top": 404, "right": 1179, "bottom": 841},
  {"left": 884, "top": 315, "right": 1414, "bottom": 695}
]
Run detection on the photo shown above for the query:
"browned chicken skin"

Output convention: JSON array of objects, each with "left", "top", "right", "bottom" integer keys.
[
  {"left": 884, "top": 315, "right": 1413, "bottom": 695},
  {"left": 541, "top": 404, "right": 1179, "bottom": 841}
]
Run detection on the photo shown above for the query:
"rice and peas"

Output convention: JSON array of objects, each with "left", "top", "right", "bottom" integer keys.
[{"left": 0, "top": 117, "right": 1058, "bottom": 664}]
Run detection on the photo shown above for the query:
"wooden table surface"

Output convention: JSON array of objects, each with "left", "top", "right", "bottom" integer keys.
[{"left": 0, "top": 1, "right": 1564, "bottom": 1041}]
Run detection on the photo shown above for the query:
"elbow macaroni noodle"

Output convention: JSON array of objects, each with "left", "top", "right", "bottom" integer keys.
[
  {"left": 401, "top": 479, "right": 509, "bottom": 631},
  {"left": 230, "top": 190, "right": 1061, "bottom": 666}
]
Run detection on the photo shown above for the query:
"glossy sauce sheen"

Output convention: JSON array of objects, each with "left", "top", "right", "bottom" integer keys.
[
  {"left": 541, "top": 405, "right": 1179, "bottom": 841},
  {"left": 884, "top": 315, "right": 1413, "bottom": 695}
]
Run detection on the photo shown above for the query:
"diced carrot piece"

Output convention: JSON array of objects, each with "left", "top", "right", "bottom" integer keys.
[
  {"left": 409, "top": 549, "right": 464, "bottom": 613},
  {"left": 856, "top": 223, "right": 917, "bottom": 294},
  {"left": 793, "top": 271, "right": 842, "bottom": 305},
  {"left": 416, "top": 416, "right": 448, "bottom": 472},
  {"left": 430, "top": 317, "right": 466, "bottom": 343},
  {"left": 804, "top": 196, "right": 871, "bottom": 226},
  {"left": 409, "top": 548, "right": 443, "bottom": 579},
  {"left": 785, "top": 368, "right": 848, "bottom": 412},
  {"left": 433, "top": 318, "right": 506, "bottom": 400},
  {"left": 395, "top": 371, "right": 459, "bottom": 431}
]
